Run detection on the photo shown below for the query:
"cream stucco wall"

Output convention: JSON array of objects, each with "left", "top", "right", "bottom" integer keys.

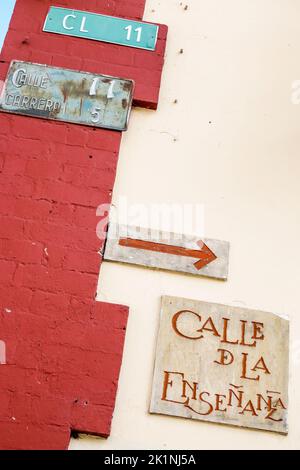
[{"left": 70, "top": 0, "right": 300, "bottom": 450}]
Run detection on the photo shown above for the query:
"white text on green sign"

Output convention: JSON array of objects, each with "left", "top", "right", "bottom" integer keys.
[{"left": 43, "top": 7, "right": 159, "bottom": 51}]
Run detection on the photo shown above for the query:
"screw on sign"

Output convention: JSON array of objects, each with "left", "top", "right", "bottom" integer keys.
[{"left": 0, "top": 0, "right": 167, "bottom": 450}]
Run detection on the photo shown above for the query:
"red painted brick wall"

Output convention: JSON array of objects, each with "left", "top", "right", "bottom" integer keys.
[{"left": 0, "top": 0, "right": 167, "bottom": 450}]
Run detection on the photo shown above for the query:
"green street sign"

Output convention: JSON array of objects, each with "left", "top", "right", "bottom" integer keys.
[{"left": 43, "top": 6, "right": 159, "bottom": 51}]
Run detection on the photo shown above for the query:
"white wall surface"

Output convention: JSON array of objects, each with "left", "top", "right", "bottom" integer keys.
[{"left": 70, "top": 0, "right": 300, "bottom": 450}]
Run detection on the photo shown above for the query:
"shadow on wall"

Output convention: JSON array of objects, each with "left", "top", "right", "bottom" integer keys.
[{"left": 0, "top": 0, "right": 16, "bottom": 52}]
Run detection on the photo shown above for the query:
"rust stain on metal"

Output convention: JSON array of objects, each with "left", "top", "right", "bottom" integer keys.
[
  {"left": 0, "top": 61, "right": 134, "bottom": 131},
  {"left": 122, "top": 82, "right": 132, "bottom": 92},
  {"left": 59, "top": 79, "right": 90, "bottom": 100}
]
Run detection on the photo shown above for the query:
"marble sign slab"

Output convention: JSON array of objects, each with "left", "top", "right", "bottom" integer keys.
[{"left": 150, "top": 296, "right": 289, "bottom": 434}]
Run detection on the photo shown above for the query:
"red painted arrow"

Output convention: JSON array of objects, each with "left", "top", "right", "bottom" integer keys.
[{"left": 119, "top": 238, "right": 217, "bottom": 270}]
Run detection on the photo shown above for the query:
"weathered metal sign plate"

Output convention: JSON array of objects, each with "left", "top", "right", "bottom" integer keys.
[
  {"left": 104, "top": 224, "right": 230, "bottom": 280},
  {"left": 43, "top": 6, "right": 159, "bottom": 51},
  {"left": 150, "top": 296, "right": 289, "bottom": 434},
  {"left": 0, "top": 61, "right": 134, "bottom": 131}
]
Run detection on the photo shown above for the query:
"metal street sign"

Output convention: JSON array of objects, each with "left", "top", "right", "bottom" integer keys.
[
  {"left": 0, "top": 61, "right": 134, "bottom": 131},
  {"left": 104, "top": 224, "right": 230, "bottom": 280},
  {"left": 43, "top": 6, "right": 159, "bottom": 51},
  {"left": 150, "top": 296, "right": 289, "bottom": 434}
]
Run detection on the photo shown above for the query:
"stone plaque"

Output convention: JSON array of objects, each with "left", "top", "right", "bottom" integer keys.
[
  {"left": 150, "top": 296, "right": 289, "bottom": 434},
  {"left": 104, "top": 224, "right": 230, "bottom": 280},
  {"left": 0, "top": 61, "right": 134, "bottom": 131}
]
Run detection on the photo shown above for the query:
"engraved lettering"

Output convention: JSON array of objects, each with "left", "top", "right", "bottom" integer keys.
[
  {"left": 199, "top": 317, "right": 220, "bottom": 338},
  {"left": 11, "top": 68, "right": 49, "bottom": 89},
  {"left": 5, "top": 94, "right": 14, "bottom": 105},
  {"left": 214, "top": 348, "right": 234, "bottom": 366},
  {"left": 172, "top": 310, "right": 203, "bottom": 340}
]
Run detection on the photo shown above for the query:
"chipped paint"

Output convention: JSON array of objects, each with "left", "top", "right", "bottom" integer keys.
[{"left": 0, "top": 61, "right": 134, "bottom": 131}]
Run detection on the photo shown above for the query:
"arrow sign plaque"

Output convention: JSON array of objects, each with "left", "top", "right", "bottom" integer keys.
[
  {"left": 104, "top": 224, "right": 230, "bottom": 280},
  {"left": 118, "top": 238, "right": 217, "bottom": 270}
]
